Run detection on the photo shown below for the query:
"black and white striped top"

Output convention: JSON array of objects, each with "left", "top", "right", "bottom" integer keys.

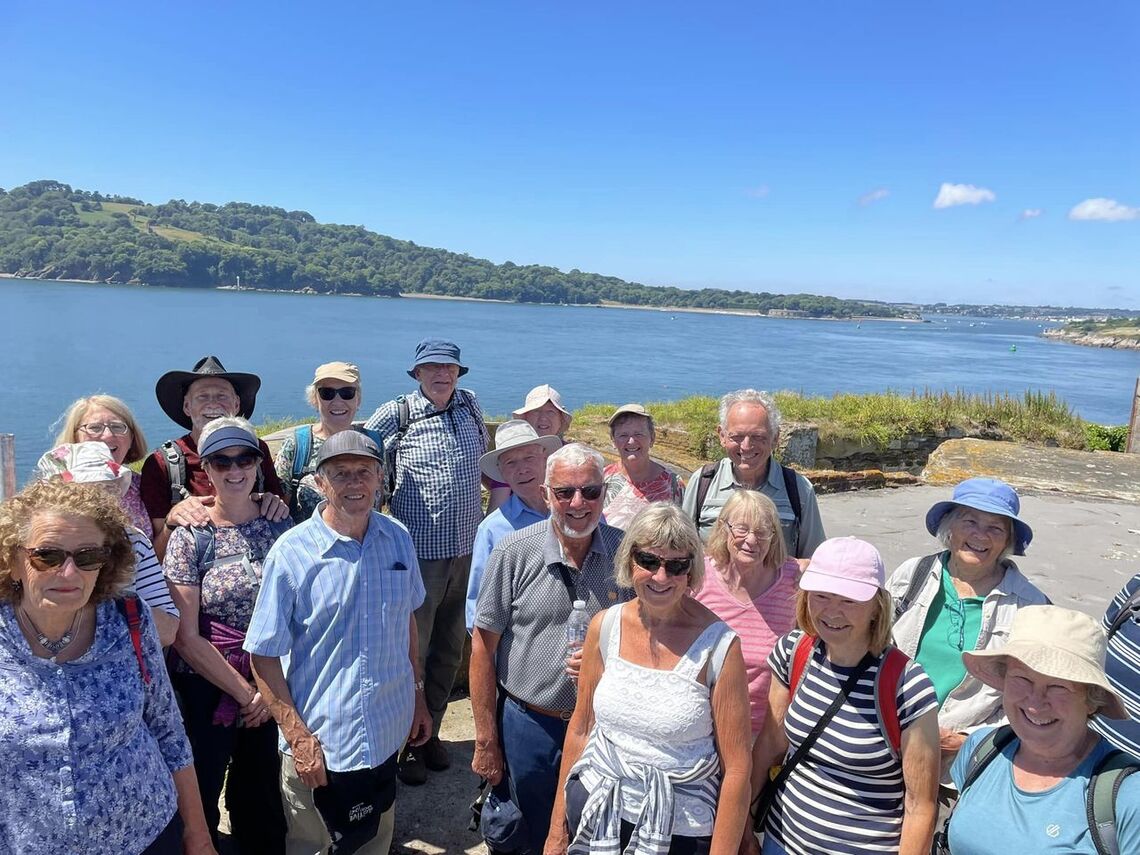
[{"left": 764, "top": 629, "right": 938, "bottom": 854}]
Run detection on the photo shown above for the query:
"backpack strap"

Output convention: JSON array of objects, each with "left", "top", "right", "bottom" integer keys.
[
  {"left": 267, "top": 516, "right": 293, "bottom": 540},
  {"left": 692, "top": 462, "right": 719, "bottom": 527},
  {"left": 1107, "top": 585, "right": 1140, "bottom": 641},
  {"left": 1089, "top": 750, "right": 1139, "bottom": 855},
  {"left": 459, "top": 389, "right": 490, "bottom": 447},
  {"left": 161, "top": 440, "right": 189, "bottom": 508},
  {"left": 961, "top": 725, "right": 1017, "bottom": 791},
  {"left": 191, "top": 523, "right": 217, "bottom": 571},
  {"left": 116, "top": 595, "right": 151, "bottom": 685},
  {"left": 789, "top": 632, "right": 818, "bottom": 698},
  {"left": 779, "top": 462, "right": 802, "bottom": 526},
  {"left": 291, "top": 424, "right": 313, "bottom": 483},
  {"left": 894, "top": 553, "right": 941, "bottom": 622},
  {"left": 874, "top": 646, "right": 910, "bottom": 757}
]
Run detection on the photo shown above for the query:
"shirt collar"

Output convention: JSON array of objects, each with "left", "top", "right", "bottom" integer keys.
[
  {"left": 502, "top": 493, "right": 549, "bottom": 526},
  {"left": 309, "top": 501, "right": 382, "bottom": 555},
  {"left": 723, "top": 455, "right": 776, "bottom": 490},
  {"left": 411, "top": 386, "right": 459, "bottom": 414},
  {"left": 542, "top": 520, "right": 606, "bottom": 568}
]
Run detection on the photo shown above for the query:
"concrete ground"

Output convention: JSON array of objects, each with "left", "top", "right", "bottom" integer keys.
[{"left": 387, "top": 484, "right": 1140, "bottom": 854}]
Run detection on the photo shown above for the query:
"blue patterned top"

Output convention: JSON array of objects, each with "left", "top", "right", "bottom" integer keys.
[{"left": 0, "top": 599, "right": 193, "bottom": 855}]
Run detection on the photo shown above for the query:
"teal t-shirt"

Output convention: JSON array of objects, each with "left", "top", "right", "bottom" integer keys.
[
  {"left": 949, "top": 728, "right": 1140, "bottom": 854},
  {"left": 914, "top": 560, "right": 984, "bottom": 704}
]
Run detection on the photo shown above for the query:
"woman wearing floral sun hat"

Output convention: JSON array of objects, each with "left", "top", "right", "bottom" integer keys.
[{"left": 887, "top": 477, "right": 1050, "bottom": 793}]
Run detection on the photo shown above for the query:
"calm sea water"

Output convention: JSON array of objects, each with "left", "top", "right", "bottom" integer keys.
[{"left": 2, "top": 278, "right": 1137, "bottom": 479}]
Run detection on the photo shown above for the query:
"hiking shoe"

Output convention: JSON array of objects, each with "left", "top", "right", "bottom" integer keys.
[
  {"left": 423, "top": 736, "right": 451, "bottom": 771},
  {"left": 397, "top": 745, "right": 428, "bottom": 786}
]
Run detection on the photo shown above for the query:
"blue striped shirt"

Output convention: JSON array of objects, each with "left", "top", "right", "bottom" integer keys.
[
  {"left": 243, "top": 504, "right": 425, "bottom": 772},
  {"left": 466, "top": 493, "right": 549, "bottom": 632},
  {"left": 764, "top": 629, "right": 938, "bottom": 855}
]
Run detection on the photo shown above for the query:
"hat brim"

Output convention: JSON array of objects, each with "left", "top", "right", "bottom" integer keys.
[
  {"left": 480, "top": 435, "right": 563, "bottom": 482},
  {"left": 155, "top": 370, "right": 260, "bottom": 430},
  {"left": 798, "top": 568, "right": 880, "bottom": 602},
  {"left": 925, "top": 500, "right": 1033, "bottom": 556},
  {"left": 964, "top": 643, "right": 1128, "bottom": 720}
]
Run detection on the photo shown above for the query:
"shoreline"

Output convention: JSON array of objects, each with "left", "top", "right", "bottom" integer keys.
[{"left": 1042, "top": 328, "right": 1140, "bottom": 351}]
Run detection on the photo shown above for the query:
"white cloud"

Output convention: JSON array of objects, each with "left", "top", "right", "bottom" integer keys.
[
  {"left": 1019, "top": 208, "right": 1043, "bottom": 220},
  {"left": 857, "top": 188, "right": 890, "bottom": 207},
  {"left": 744, "top": 184, "right": 770, "bottom": 199},
  {"left": 933, "top": 182, "right": 996, "bottom": 209},
  {"left": 1068, "top": 198, "right": 1139, "bottom": 222}
]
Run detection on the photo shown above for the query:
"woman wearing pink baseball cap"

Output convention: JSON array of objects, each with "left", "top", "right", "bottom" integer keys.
[{"left": 747, "top": 536, "right": 941, "bottom": 855}]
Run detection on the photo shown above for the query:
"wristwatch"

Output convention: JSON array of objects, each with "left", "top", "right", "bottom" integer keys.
[{"left": 413, "top": 679, "right": 425, "bottom": 692}]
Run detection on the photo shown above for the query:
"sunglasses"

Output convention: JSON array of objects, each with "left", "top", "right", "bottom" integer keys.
[
  {"left": 79, "top": 421, "right": 130, "bottom": 437},
  {"left": 204, "top": 452, "right": 261, "bottom": 471},
  {"left": 26, "top": 546, "right": 111, "bottom": 572},
  {"left": 549, "top": 484, "right": 604, "bottom": 501},
  {"left": 318, "top": 386, "right": 358, "bottom": 401},
  {"left": 632, "top": 549, "right": 693, "bottom": 576}
]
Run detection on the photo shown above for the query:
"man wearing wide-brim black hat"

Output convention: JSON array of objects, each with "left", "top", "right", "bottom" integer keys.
[{"left": 140, "top": 355, "right": 288, "bottom": 559}]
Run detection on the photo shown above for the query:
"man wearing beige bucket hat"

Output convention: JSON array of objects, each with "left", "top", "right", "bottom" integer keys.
[{"left": 940, "top": 605, "right": 1140, "bottom": 854}]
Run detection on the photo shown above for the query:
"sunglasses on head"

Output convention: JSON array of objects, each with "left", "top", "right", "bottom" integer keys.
[
  {"left": 632, "top": 549, "right": 693, "bottom": 576},
  {"left": 549, "top": 484, "right": 604, "bottom": 501},
  {"left": 26, "top": 546, "right": 110, "bottom": 572},
  {"left": 318, "top": 386, "right": 358, "bottom": 401},
  {"left": 205, "top": 452, "right": 261, "bottom": 471}
]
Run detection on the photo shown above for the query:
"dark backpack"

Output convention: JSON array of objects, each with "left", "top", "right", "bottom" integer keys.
[
  {"left": 1107, "top": 585, "right": 1140, "bottom": 641},
  {"left": 691, "top": 460, "right": 802, "bottom": 535},
  {"left": 932, "top": 724, "right": 1138, "bottom": 855}
]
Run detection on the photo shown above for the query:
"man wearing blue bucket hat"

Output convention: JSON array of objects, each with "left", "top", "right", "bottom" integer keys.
[
  {"left": 887, "top": 477, "right": 1049, "bottom": 798},
  {"left": 364, "top": 338, "right": 489, "bottom": 785}
]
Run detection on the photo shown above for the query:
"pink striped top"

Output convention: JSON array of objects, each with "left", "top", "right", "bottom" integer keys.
[{"left": 693, "top": 556, "right": 799, "bottom": 735}]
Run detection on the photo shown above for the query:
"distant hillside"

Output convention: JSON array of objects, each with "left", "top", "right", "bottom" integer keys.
[{"left": 0, "top": 179, "right": 910, "bottom": 319}]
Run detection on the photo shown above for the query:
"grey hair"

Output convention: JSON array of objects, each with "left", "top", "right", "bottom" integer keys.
[
  {"left": 614, "top": 503, "right": 706, "bottom": 592},
  {"left": 198, "top": 416, "right": 258, "bottom": 452},
  {"left": 935, "top": 506, "right": 1016, "bottom": 565},
  {"left": 544, "top": 443, "right": 605, "bottom": 485},
  {"left": 718, "top": 389, "right": 781, "bottom": 436}
]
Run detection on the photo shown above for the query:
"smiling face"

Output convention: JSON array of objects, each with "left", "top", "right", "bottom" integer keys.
[
  {"left": 183, "top": 378, "right": 240, "bottom": 435},
  {"left": 14, "top": 512, "right": 105, "bottom": 614},
  {"left": 717, "top": 402, "right": 774, "bottom": 486},
  {"left": 947, "top": 508, "right": 1012, "bottom": 576},
  {"left": 497, "top": 443, "right": 548, "bottom": 509},
  {"left": 723, "top": 514, "right": 776, "bottom": 573},
  {"left": 203, "top": 448, "right": 262, "bottom": 498},
  {"left": 806, "top": 590, "right": 876, "bottom": 652},
  {"left": 76, "top": 403, "right": 133, "bottom": 465},
  {"left": 544, "top": 460, "right": 605, "bottom": 541},
  {"left": 316, "top": 383, "right": 361, "bottom": 432},
  {"left": 414, "top": 362, "right": 460, "bottom": 408},
  {"left": 522, "top": 402, "right": 566, "bottom": 438},
  {"left": 315, "top": 455, "right": 382, "bottom": 518},
  {"left": 631, "top": 545, "right": 693, "bottom": 612},
  {"left": 1002, "top": 660, "right": 1095, "bottom": 760},
  {"left": 611, "top": 415, "right": 654, "bottom": 467}
]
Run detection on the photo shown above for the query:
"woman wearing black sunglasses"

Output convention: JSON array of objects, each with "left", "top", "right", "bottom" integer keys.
[
  {"left": 0, "top": 478, "right": 216, "bottom": 855},
  {"left": 274, "top": 361, "right": 383, "bottom": 523},
  {"left": 546, "top": 503, "right": 753, "bottom": 855},
  {"left": 164, "top": 417, "right": 291, "bottom": 853}
]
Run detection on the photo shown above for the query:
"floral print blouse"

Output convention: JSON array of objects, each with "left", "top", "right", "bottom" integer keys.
[{"left": 0, "top": 599, "right": 192, "bottom": 855}]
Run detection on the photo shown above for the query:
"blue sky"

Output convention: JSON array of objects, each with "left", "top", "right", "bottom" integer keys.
[{"left": 1, "top": 2, "right": 1136, "bottom": 307}]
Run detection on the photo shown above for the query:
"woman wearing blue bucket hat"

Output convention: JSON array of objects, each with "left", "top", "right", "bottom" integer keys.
[{"left": 887, "top": 477, "right": 1049, "bottom": 803}]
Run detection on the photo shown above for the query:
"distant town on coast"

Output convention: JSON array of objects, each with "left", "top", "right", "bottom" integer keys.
[{"left": 2, "top": 179, "right": 1138, "bottom": 335}]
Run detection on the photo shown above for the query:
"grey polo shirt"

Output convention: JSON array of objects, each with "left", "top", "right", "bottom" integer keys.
[
  {"left": 473, "top": 520, "right": 630, "bottom": 713},
  {"left": 680, "top": 456, "right": 826, "bottom": 558}
]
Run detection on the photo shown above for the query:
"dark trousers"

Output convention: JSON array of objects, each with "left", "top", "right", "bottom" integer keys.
[
  {"left": 174, "top": 671, "right": 287, "bottom": 854},
  {"left": 500, "top": 696, "right": 570, "bottom": 854},
  {"left": 140, "top": 813, "right": 183, "bottom": 855},
  {"left": 415, "top": 554, "right": 472, "bottom": 735}
]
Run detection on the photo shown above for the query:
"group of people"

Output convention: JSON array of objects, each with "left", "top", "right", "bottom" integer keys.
[{"left": 1, "top": 337, "right": 1139, "bottom": 855}]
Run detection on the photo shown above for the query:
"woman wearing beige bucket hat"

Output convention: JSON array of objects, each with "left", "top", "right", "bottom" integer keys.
[
  {"left": 939, "top": 605, "right": 1140, "bottom": 854},
  {"left": 486, "top": 384, "right": 572, "bottom": 512}
]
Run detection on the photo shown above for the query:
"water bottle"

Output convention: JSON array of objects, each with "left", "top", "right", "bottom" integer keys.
[{"left": 565, "top": 599, "right": 590, "bottom": 673}]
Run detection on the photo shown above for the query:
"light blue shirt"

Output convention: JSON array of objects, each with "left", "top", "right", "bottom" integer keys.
[
  {"left": 244, "top": 504, "right": 425, "bottom": 772},
  {"left": 466, "top": 493, "right": 548, "bottom": 632}
]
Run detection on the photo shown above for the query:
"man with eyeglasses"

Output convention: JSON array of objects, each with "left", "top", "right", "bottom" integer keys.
[
  {"left": 363, "top": 338, "right": 489, "bottom": 785},
  {"left": 681, "top": 388, "right": 826, "bottom": 558},
  {"left": 246, "top": 431, "right": 431, "bottom": 855},
  {"left": 470, "top": 443, "right": 631, "bottom": 855},
  {"left": 140, "top": 355, "right": 287, "bottom": 560}
]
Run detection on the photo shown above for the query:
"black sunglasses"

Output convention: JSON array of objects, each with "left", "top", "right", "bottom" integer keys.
[
  {"left": 26, "top": 546, "right": 111, "bottom": 572},
  {"left": 632, "top": 549, "right": 693, "bottom": 576},
  {"left": 205, "top": 452, "right": 261, "bottom": 471},
  {"left": 318, "top": 386, "right": 358, "bottom": 401},
  {"left": 549, "top": 484, "right": 604, "bottom": 501}
]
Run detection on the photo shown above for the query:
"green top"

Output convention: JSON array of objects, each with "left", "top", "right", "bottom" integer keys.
[{"left": 915, "top": 558, "right": 985, "bottom": 705}]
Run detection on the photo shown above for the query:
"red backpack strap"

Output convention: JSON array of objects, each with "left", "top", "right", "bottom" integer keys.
[
  {"left": 875, "top": 646, "right": 909, "bottom": 757},
  {"left": 118, "top": 596, "right": 152, "bottom": 686},
  {"left": 789, "top": 633, "right": 818, "bottom": 697}
]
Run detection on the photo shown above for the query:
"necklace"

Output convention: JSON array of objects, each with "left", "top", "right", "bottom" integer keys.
[{"left": 19, "top": 607, "right": 83, "bottom": 656}]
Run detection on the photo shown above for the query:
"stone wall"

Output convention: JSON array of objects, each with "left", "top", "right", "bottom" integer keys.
[{"left": 779, "top": 423, "right": 971, "bottom": 474}]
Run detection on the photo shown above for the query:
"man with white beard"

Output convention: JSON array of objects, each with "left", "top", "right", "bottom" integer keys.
[{"left": 469, "top": 444, "right": 630, "bottom": 855}]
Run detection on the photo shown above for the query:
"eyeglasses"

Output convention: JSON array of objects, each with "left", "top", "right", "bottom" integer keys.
[
  {"left": 204, "top": 452, "right": 261, "bottom": 471},
  {"left": 725, "top": 433, "right": 769, "bottom": 447},
  {"left": 78, "top": 421, "right": 130, "bottom": 437},
  {"left": 549, "top": 484, "right": 604, "bottom": 501},
  {"left": 632, "top": 549, "right": 693, "bottom": 576},
  {"left": 26, "top": 546, "right": 111, "bottom": 572},
  {"left": 318, "top": 386, "right": 358, "bottom": 401},
  {"left": 723, "top": 521, "right": 773, "bottom": 540}
]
